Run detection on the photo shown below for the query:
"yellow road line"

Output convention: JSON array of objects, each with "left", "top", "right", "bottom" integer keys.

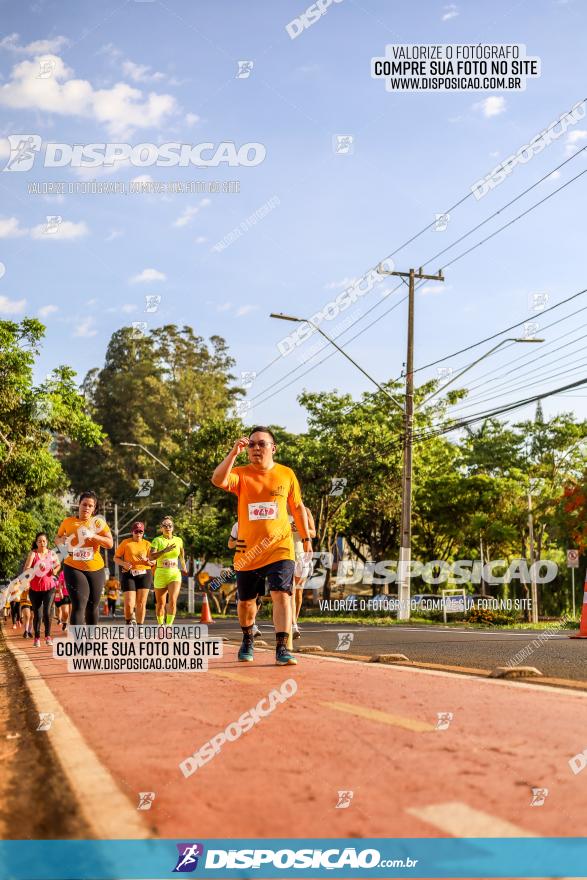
[
  {"left": 322, "top": 700, "right": 435, "bottom": 732},
  {"left": 208, "top": 670, "right": 261, "bottom": 684},
  {"left": 406, "top": 801, "right": 538, "bottom": 837}
]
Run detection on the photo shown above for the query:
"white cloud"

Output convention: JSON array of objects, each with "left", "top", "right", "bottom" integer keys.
[
  {"left": 122, "top": 60, "right": 166, "bottom": 83},
  {"left": 441, "top": 4, "right": 459, "bottom": 20},
  {"left": 0, "top": 216, "right": 28, "bottom": 238},
  {"left": 106, "top": 303, "right": 138, "bottom": 314},
  {"left": 30, "top": 219, "right": 88, "bottom": 240},
  {"left": 173, "top": 197, "right": 211, "bottom": 228},
  {"left": 324, "top": 277, "right": 356, "bottom": 290},
  {"left": 130, "top": 267, "right": 166, "bottom": 284},
  {"left": 131, "top": 174, "right": 153, "bottom": 184},
  {"left": 38, "top": 303, "right": 58, "bottom": 317},
  {"left": 474, "top": 96, "right": 506, "bottom": 118},
  {"left": 73, "top": 316, "right": 97, "bottom": 337},
  {"left": 0, "top": 54, "right": 178, "bottom": 138},
  {"left": 217, "top": 302, "right": 232, "bottom": 312},
  {"left": 0, "top": 215, "right": 87, "bottom": 240},
  {"left": 105, "top": 228, "right": 124, "bottom": 242},
  {"left": 565, "top": 129, "right": 587, "bottom": 154},
  {"left": 73, "top": 154, "right": 131, "bottom": 178},
  {"left": 97, "top": 43, "right": 123, "bottom": 61},
  {"left": 194, "top": 236, "right": 207, "bottom": 245},
  {"left": 0, "top": 295, "right": 26, "bottom": 315},
  {"left": 0, "top": 33, "right": 70, "bottom": 54},
  {"left": 235, "top": 304, "right": 258, "bottom": 317},
  {"left": 295, "top": 64, "right": 321, "bottom": 77},
  {"left": 419, "top": 283, "right": 451, "bottom": 296},
  {"left": 185, "top": 112, "right": 200, "bottom": 126}
]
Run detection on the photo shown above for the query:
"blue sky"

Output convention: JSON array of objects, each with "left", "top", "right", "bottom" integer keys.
[{"left": 0, "top": 0, "right": 586, "bottom": 433}]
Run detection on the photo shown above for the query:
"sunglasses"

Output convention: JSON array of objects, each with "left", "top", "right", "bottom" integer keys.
[
  {"left": 132, "top": 529, "right": 144, "bottom": 534},
  {"left": 161, "top": 522, "right": 173, "bottom": 527},
  {"left": 248, "top": 441, "right": 273, "bottom": 449}
]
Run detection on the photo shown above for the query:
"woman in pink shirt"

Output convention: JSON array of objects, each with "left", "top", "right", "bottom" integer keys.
[{"left": 23, "top": 532, "right": 60, "bottom": 647}]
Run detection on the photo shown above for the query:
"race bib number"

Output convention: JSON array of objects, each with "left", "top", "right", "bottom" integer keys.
[
  {"left": 161, "top": 558, "right": 178, "bottom": 569},
  {"left": 130, "top": 568, "right": 145, "bottom": 577},
  {"left": 248, "top": 502, "right": 278, "bottom": 521},
  {"left": 72, "top": 547, "right": 93, "bottom": 562}
]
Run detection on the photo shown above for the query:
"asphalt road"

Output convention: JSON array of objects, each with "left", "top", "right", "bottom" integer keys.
[{"left": 211, "top": 618, "right": 587, "bottom": 682}]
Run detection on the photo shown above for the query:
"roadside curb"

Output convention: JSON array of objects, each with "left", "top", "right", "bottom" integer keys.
[
  {"left": 2, "top": 629, "right": 151, "bottom": 839},
  {"left": 223, "top": 636, "right": 587, "bottom": 691}
]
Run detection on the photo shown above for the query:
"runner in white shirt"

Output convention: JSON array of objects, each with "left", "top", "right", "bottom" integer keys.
[{"left": 290, "top": 506, "right": 316, "bottom": 638}]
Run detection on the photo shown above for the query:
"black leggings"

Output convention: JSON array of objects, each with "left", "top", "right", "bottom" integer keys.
[
  {"left": 10, "top": 601, "right": 20, "bottom": 624},
  {"left": 30, "top": 589, "right": 55, "bottom": 638},
  {"left": 64, "top": 566, "right": 105, "bottom": 625}
]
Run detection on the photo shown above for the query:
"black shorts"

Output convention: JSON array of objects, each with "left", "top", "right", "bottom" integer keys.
[
  {"left": 236, "top": 560, "right": 295, "bottom": 602},
  {"left": 55, "top": 597, "right": 72, "bottom": 607},
  {"left": 121, "top": 570, "right": 153, "bottom": 592}
]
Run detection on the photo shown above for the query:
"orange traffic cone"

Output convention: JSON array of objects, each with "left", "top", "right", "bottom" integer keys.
[
  {"left": 199, "top": 593, "right": 214, "bottom": 624},
  {"left": 103, "top": 600, "right": 109, "bottom": 616},
  {"left": 570, "top": 579, "right": 587, "bottom": 638}
]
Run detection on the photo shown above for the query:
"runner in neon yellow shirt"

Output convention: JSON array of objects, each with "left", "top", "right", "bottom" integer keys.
[{"left": 149, "top": 516, "right": 187, "bottom": 625}]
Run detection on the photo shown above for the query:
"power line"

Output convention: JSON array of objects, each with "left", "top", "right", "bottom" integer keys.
[
  {"left": 250, "top": 99, "right": 586, "bottom": 392},
  {"left": 369, "top": 375, "right": 587, "bottom": 460},
  {"left": 448, "top": 357, "right": 587, "bottom": 416},
  {"left": 444, "top": 314, "right": 587, "bottom": 395},
  {"left": 450, "top": 333, "right": 587, "bottom": 408},
  {"left": 440, "top": 166, "right": 587, "bottom": 272},
  {"left": 429, "top": 298, "right": 587, "bottom": 415},
  {"left": 414, "top": 375, "right": 587, "bottom": 445},
  {"left": 377, "top": 374, "right": 587, "bottom": 461},
  {"left": 254, "top": 164, "right": 587, "bottom": 407},
  {"left": 418, "top": 144, "right": 587, "bottom": 274},
  {"left": 414, "top": 285, "right": 587, "bottom": 375}
]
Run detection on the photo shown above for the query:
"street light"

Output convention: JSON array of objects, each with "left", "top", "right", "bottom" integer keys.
[
  {"left": 270, "top": 313, "right": 404, "bottom": 411},
  {"left": 119, "top": 442, "right": 190, "bottom": 488},
  {"left": 420, "top": 337, "right": 544, "bottom": 406}
]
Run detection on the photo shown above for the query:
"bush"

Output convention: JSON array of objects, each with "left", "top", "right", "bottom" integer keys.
[{"left": 466, "top": 607, "right": 521, "bottom": 625}]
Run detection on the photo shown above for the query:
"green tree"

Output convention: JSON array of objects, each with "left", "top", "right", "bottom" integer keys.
[
  {"left": 0, "top": 319, "right": 102, "bottom": 577},
  {"left": 62, "top": 325, "right": 242, "bottom": 515}
]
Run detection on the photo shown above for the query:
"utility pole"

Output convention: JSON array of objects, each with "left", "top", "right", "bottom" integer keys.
[
  {"left": 527, "top": 492, "right": 539, "bottom": 623},
  {"left": 479, "top": 534, "right": 486, "bottom": 596},
  {"left": 378, "top": 265, "right": 444, "bottom": 620}
]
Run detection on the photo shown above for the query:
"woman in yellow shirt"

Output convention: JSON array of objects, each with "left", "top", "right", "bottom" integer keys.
[
  {"left": 55, "top": 491, "right": 113, "bottom": 625},
  {"left": 105, "top": 578, "right": 119, "bottom": 617},
  {"left": 114, "top": 522, "right": 152, "bottom": 625},
  {"left": 149, "top": 516, "right": 187, "bottom": 626}
]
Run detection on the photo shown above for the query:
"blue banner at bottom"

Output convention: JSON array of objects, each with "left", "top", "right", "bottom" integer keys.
[{"left": 2, "top": 838, "right": 586, "bottom": 879}]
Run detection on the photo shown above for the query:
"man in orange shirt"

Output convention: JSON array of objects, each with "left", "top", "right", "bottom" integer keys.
[{"left": 211, "top": 427, "right": 311, "bottom": 665}]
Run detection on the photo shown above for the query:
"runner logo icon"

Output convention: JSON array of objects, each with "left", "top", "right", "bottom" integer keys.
[
  {"left": 4, "top": 135, "right": 42, "bottom": 172},
  {"left": 173, "top": 843, "right": 204, "bottom": 872}
]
